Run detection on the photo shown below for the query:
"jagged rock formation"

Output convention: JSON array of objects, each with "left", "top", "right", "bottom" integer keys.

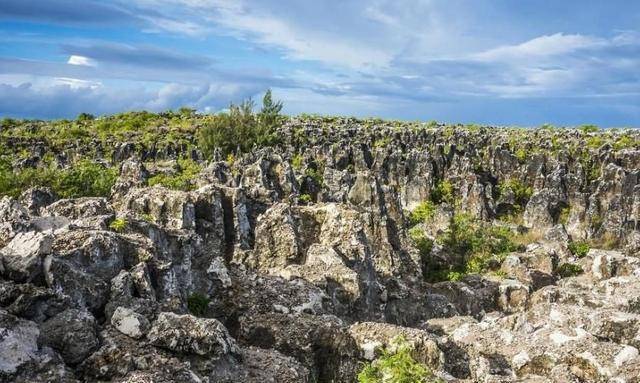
[{"left": 1, "top": 119, "right": 640, "bottom": 382}]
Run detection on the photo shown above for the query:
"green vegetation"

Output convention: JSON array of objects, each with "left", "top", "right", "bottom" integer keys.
[
  {"left": 373, "top": 136, "right": 392, "bottom": 148},
  {"left": 579, "top": 125, "right": 600, "bottom": 133},
  {"left": 148, "top": 158, "right": 202, "bottom": 191},
  {"left": 109, "top": 218, "right": 128, "bottom": 232},
  {"left": 568, "top": 241, "right": 590, "bottom": 258},
  {"left": 424, "top": 214, "right": 521, "bottom": 282},
  {"left": 305, "top": 164, "right": 324, "bottom": 186},
  {"left": 198, "top": 89, "right": 283, "bottom": 157},
  {"left": 140, "top": 213, "right": 155, "bottom": 223},
  {"left": 430, "top": 180, "right": 455, "bottom": 205},
  {"left": 187, "top": 292, "right": 210, "bottom": 317},
  {"left": 556, "top": 263, "right": 584, "bottom": 278},
  {"left": 586, "top": 135, "right": 605, "bottom": 149},
  {"left": 498, "top": 179, "right": 533, "bottom": 211},
  {"left": 298, "top": 193, "right": 312, "bottom": 204},
  {"left": 408, "top": 201, "right": 436, "bottom": 226},
  {"left": 291, "top": 153, "right": 304, "bottom": 170},
  {"left": 613, "top": 134, "right": 639, "bottom": 150},
  {"left": 0, "top": 159, "right": 117, "bottom": 198},
  {"left": 358, "top": 337, "right": 441, "bottom": 383},
  {"left": 558, "top": 207, "right": 570, "bottom": 225},
  {"left": 409, "top": 226, "right": 435, "bottom": 281}
]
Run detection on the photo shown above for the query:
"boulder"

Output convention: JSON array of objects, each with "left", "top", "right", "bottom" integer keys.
[
  {"left": 1, "top": 231, "right": 53, "bottom": 282},
  {"left": 147, "top": 312, "right": 240, "bottom": 356},
  {"left": 39, "top": 309, "right": 99, "bottom": 364},
  {"left": 111, "top": 306, "right": 151, "bottom": 339}
]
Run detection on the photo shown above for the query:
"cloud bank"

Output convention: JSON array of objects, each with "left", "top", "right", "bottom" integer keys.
[{"left": 0, "top": 0, "right": 638, "bottom": 126}]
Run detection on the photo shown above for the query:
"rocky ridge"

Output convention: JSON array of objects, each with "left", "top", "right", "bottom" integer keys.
[{"left": 1, "top": 119, "right": 640, "bottom": 382}]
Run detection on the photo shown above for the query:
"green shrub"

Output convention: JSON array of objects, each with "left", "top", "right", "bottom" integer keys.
[
  {"left": 408, "top": 201, "right": 436, "bottom": 226},
  {"left": 55, "top": 160, "right": 118, "bottom": 198},
  {"left": 498, "top": 179, "right": 533, "bottom": 209},
  {"left": 409, "top": 227, "right": 433, "bottom": 257},
  {"left": 140, "top": 213, "right": 155, "bottom": 223},
  {"left": 109, "top": 218, "right": 127, "bottom": 232},
  {"left": 291, "top": 154, "right": 304, "bottom": 171},
  {"left": 1, "top": 159, "right": 117, "bottom": 199},
  {"left": 586, "top": 136, "right": 604, "bottom": 149},
  {"left": 514, "top": 148, "right": 527, "bottom": 163},
  {"left": 558, "top": 207, "right": 570, "bottom": 225},
  {"left": 198, "top": 90, "right": 283, "bottom": 157},
  {"left": 298, "top": 194, "right": 312, "bottom": 204},
  {"left": 427, "top": 214, "right": 520, "bottom": 282},
  {"left": 373, "top": 137, "right": 391, "bottom": 148},
  {"left": 77, "top": 112, "right": 95, "bottom": 121},
  {"left": 305, "top": 166, "right": 324, "bottom": 186},
  {"left": 430, "top": 180, "right": 455, "bottom": 205},
  {"left": 358, "top": 337, "right": 441, "bottom": 383},
  {"left": 148, "top": 158, "right": 202, "bottom": 191},
  {"left": 556, "top": 263, "right": 583, "bottom": 278},
  {"left": 568, "top": 241, "right": 590, "bottom": 258},
  {"left": 579, "top": 125, "right": 599, "bottom": 133},
  {"left": 187, "top": 293, "right": 210, "bottom": 317},
  {"left": 613, "top": 135, "right": 637, "bottom": 150},
  {"left": 1, "top": 117, "right": 19, "bottom": 130}
]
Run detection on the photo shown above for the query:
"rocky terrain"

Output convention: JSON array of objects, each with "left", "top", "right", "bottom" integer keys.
[{"left": 1, "top": 116, "right": 640, "bottom": 382}]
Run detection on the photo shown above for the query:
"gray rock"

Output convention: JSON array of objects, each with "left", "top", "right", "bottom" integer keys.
[
  {"left": 111, "top": 306, "right": 151, "bottom": 339},
  {"left": 1, "top": 231, "right": 53, "bottom": 282},
  {"left": 39, "top": 309, "right": 99, "bottom": 364},
  {"left": 0, "top": 310, "right": 40, "bottom": 375},
  {"left": 147, "top": 312, "right": 240, "bottom": 356}
]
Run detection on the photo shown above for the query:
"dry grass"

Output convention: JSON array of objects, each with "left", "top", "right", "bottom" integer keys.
[{"left": 512, "top": 228, "right": 544, "bottom": 247}]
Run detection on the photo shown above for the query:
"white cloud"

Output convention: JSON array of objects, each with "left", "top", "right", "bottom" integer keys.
[
  {"left": 53, "top": 77, "right": 102, "bottom": 89},
  {"left": 474, "top": 33, "right": 605, "bottom": 61},
  {"left": 67, "top": 55, "right": 97, "bottom": 67}
]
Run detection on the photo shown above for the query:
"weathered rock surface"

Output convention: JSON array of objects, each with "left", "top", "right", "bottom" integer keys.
[
  {"left": 2, "top": 122, "right": 640, "bottom": 382},
  {"left": 147, "top": 312, "right": 240, "bottom": 356}
]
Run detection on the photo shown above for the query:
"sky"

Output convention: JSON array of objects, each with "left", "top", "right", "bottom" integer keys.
[{"left": 0, "top": 0, "right": 639, "bottom": 127}]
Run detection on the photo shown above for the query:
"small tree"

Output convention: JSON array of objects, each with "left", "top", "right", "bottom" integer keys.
[
  {"left": 258, "top": 89, "right": 283, "bottom": 127},
  {"left": 198, "top": 90, "right": 283, "bottom": 158}
]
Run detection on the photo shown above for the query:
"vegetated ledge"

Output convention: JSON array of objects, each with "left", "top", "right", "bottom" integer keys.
[{"left": 1, "top": 112, "right": 640, "bottom": 382}]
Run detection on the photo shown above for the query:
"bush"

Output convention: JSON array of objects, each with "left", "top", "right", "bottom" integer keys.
[
  {"left": 613, "top": 135, "right": 638, "bottom": 150},
  {"left": 358, "top": 337, "right": 440, "bottom": 383},
  {"left": 198, "top": 90, "right": 283, "bottom": 157},
  {"left": 55, "top": 160, "right": 118, "bottom": 198},
  {"left": 148, "top": 158, "right": 202, "bottom": 191},
  {"left": 430, "top": 180, "right": 455, "bottom": 205},
  {"left": 515, "top": 148, "right": 527, "bottom": 163},
  {"left": 291, "top": 154, "right": 304, "bottom": 171},
  {"left": 498, "top": 179, "right": 533, "bottom": 209},
  {"left": 558, "top": 207, "right": 570, "bottom": 225},
  {"left": 305, "top": 166, "right": 324, "bottom": 186},
  {"left": 77, "top": 112, "right": 95, "bottom": 121},
  {"left": 0, "top": 159, "right": 117, "bottom": 199},
  {"left": 426, "top": 214, "right": 521, "bottom": 282},
  {"left": 408, "top": 201, "right": 436, "bottom": 226},
  {"left": 298, "top": 194, "right": 312, "bottom": 204},
  {"left": 373, "top": 137, "right": 391, "bottom": 148},
  {"left": 556, "top": 263, "right": 583, "bottom": 278},
  {"left": 109, "top": 218, "right": 127, "bottom": 232},
  {"left": 187, "top": 293, "right": 210, "bottom": 317},
  {"left": 579, "top": 125, "right": 599, "bottom": 133},
  {"left": 586, "top": 136, "right": 604, "bottom": 149},
  {"left": 568, "top": 241, "right": 590, "bottom": 258}
]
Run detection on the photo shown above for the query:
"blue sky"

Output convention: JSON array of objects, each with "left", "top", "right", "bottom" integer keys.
[{"left": 0, "top": 0, "right": 639, "bottom": 126}]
